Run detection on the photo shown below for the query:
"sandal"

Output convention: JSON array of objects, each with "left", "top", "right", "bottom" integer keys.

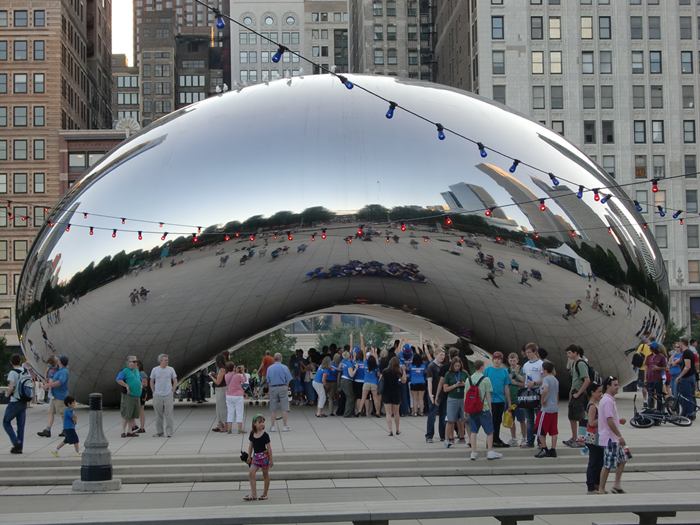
[
  {"left": 212, "top": 428, "right": 222, "bottom": 432},
  {"left": 611, "top": 487, "right": 626, "bottom": 494},
  {"left": 258, "top": 494, "right": 268, "bottom": 500},
  {"left": 388, "top": 432, "right": 393, "bottom": 436},
  {"left": 243, "top": 495, "right": 257, "bottom": 501},
  {"left": 121, "top": 433, "right": 127, "bottom": 438},
  {"left": 396, "top": 431, "right": 401, "bottom": 435}
]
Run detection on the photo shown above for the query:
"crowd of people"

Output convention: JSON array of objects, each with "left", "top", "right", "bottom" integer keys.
[{"left": 305, "top": 261, "right": 426, "bottom": 282}]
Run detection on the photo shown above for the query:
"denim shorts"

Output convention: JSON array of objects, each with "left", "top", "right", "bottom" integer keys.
[
  {"left": 513, "top": 407, "right": 526, "bottom": 422},
  {"left": 469, "top": 410, "right": 494, "bottom": 435},
  {"left": 446, "top": 397, "right": 464, "bottom": 422}
]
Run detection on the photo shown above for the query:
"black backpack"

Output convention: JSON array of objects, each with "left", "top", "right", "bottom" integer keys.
[
  {"left": 631, "top": 350, "right": 645, "bottom": 369},
  {"left": 14, "top": 368, "right": 33, "bottom": 403},
  {"left": 576, "top": 359, "right": 600, "bottom": 385}
]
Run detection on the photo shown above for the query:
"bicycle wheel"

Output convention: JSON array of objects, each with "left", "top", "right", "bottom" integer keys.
[
  {"left": 630, "top": 414, "right": 654, "bottom": 428},
  {"left": 665, "top": 396, "right": 679, "bottom": 415},
  {"left": 668, "top": 415, "right": 693, "bottom": 427}
]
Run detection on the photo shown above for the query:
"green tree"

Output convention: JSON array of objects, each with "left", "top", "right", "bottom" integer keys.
[
  {"left": 664, "top": 319, "right": 687, "bottom": 348},
  {"left": 317, "top": 321, "right": 391, "bottom": 351},
  {"left": 300, "top": 206, "right": 334, "bottom": 225},
  {"left": 231, "top": 330, "right": 297, "bottom": 372},
  {"left": 357, "top": 204, "right": 390, "bottom": 222}
]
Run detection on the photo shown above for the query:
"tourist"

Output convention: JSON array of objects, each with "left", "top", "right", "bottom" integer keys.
[
  {"left": 633, "top": 336, "right": 652, "bottom": 404},
  {"left": 303, "top": 353, "right": 317, "bottom": 407},
  {"left": 50, "top": 396, "right": 80, "bottom": 457},
  {"left": 534, "top": 361, "right": 559, "bottom": 458},
  {"left": 136, "top": 360, "right": 149, "bottom": 434},
  {"left": 669, "top": 343, "right": 683, "bottom": 398},
  {"left": 116, "top": 356, "right": 142, "bottom": 438},
  {"left": 676, "top": 338, "right": 698, "bottom": 419},
  {"left": 598, "top": 376, "right": 628, "bottom": 494},
  {"left": 425, "top": 350, "right": 446, "bottom": 443},
  {"left": 399, "top": 344, "right": 412, "bottom": 416},
  {"left": 225, "top": 363, "right": 247, "bottom": 434},
  {"left": 484, "top": 352, "right": 511, "bottom": 447},
  {"left": 562, "top": 300, "right": 583, "bottom": 320},
  {"left": 360, "top": 351, "right": 381, "bottom": 417},
  {"left": 312, "top": 356, "right": 331, "bottom": 417},
  {"left": 339, "top": 350, "right": 356, "bottom": 417},
  {"left": 210, "top": 352, "right": 228, "bottom": 432},
  {"left": 266, "top": 353, "right": 293, "bottom": 432},
  {"left": 467, "top": 360, "right": 502, "bottom": 461},
  {"left": 482, "top": 268, "right": 499, "bottom": 288},
  {"left": 519, "top": 270, "right": 532, "bottom": 287},
  {"left": 584, "top": 382, "right": 603, "bottom": 494},
  {"left": 564, "top": 345, "right": 590, "bottom": 448},
  {"left": 507, "top": 352, "right": 527, "bottom": 447},
  {"left": 288, "top": 349, "right": 305, "bottom": 406},
  {"left": 327, "top": 353, "right": 340, "bottom": 416},
  {"left": 644, "top": 342, "right": 666, "bottom": 411},
  {"left": 521, "top": 343, "right": 543, "bottom": 448},
  {"left": 150, "top": 354, "right": 177, "bottom": 438},
  {"left": 37, "top": 355, "right": 70, "bottom": 438},
  {"left": 352, "top": 346, "right": 366, "bottom": 416},
  {"left": 3, "top": 354, "right": 28, "bottom": 454},
  {"left": 42, "top": 355, "right": 58, "bottom": 405},
  {"left": 244, "top": 414, "right": 273, "bottom": 501},
  {"left": 409, "top": 353, "right": 427, "bottom": 416},
  {"left": 257, "top": 351, "right": 275, "bottom": 396},
  {"left": 381, "top": 356, "right": 406, "bottom": 436},
  {"left": 443, "top": 357, "right": 467, "bottom": 448}
]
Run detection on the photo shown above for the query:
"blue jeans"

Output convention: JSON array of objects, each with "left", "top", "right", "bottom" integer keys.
[
  {"left": 678, "top": 377, "right": 697, "bottom": 419},
  {"left": 670, "top": 374, "right": 679, "bottom": 397},
  {"left": 525, "top": 407, "right": 537, "bottom": 446},
  {"left": 304, "top": 381, "right": 316, "bottom": 403},
  {"left": 3, "top": 401, "right": 27, "bottom": 448},
  {"left": 425, "top": 398, "right": 442, "bottom": 439}
]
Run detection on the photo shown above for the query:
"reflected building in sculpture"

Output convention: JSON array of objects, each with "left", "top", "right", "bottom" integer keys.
[{"left": 15, "top": 75, "right": 668, "bottom": 403}]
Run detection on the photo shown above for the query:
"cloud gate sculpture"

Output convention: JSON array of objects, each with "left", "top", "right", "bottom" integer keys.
[{"left": 16, "top": 75, "right": 668, "bottom": 404}]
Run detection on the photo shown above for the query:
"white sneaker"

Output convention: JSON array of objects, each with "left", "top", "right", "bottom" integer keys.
[
  {"left": 487, "top": 450, "right": 503, "bottom": 460},
  {"left": 269, "top": 426, "right": 277, "bottom": 432},
  {"left": 282, "top": 426, "right": 291, "bottom": 432},
  {"left": 470, "top": 452, "right": 478, "bottom": 461},
  {"left": 508, "top": 438, "right": 519, "bottom": 447}
]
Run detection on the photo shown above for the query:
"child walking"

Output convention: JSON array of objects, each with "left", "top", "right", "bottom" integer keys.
[
  {"left": 51, "top": 396, "right": 80, "bottom": 456},
  {"left": 245, "top": 414, "right": 273, "bottom": 501}
]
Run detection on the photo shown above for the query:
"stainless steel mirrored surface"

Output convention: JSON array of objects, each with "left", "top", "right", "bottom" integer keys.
[{"left": 17, "top": 75, "right": 668, "bottom": 403}]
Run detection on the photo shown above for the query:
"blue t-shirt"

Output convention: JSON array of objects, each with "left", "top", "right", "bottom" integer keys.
[
  {"left": 52, "top": 367, "right": 69, "bottom": 401},
  {"left": 314, "top": 367, "right": 329, "bottom": 383},
  {"left": 364, "top": 365, "right": 379, "bottom": 385},
  {"left": 340, "top": 359, "right": 354, "bottom": 380},
  {"left": 327, "top": 364, "right": 338, "bottom": 382},
  {"left": 484, "top": 366, "right": 511, "bottom": 403},
  {"left": 63, "top": 407, "right": 76, "bottom": 430},
  {"left": 353, "top": 360, "right": 365, "bottom": 382},
  {"left": 409, "top": 364, "right": 426, "bottom": 385}
]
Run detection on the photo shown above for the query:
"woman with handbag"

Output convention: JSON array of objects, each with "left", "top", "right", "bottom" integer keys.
[
  {"left": 584, "top": 382, "right": 603, "bottom": 494},
  {"left": 381, "top": 357, "right": 406, "bottom": 436},
  {"left": 210, "top": 352, "right": 228, "bottom": 432}
]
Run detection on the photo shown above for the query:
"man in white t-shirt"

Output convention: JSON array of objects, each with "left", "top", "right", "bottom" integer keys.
[
  {"left": 150, "top": 354, "right": 177, "bottom": 438},
  {"left": 521, "top": 342, "right": 543, "bottom": 448}
]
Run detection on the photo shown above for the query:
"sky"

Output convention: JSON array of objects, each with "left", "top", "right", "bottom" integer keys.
[{"left": 112, "top": 2, "right": 134, "bottom": 65}]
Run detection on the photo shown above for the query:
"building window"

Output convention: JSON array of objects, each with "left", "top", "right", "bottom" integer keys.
[
  {"left": 685, "top": 155, "right": 697, "bottom": 178},
  {"left": 387, "top": 48, "right": 397, "bottom": 65},
  {"left": 34, "top": 172, "right": 44, "bottom": 193},
  {"left": 550, "top": 86, "right": 563, "bottom": 109},
  {"left": 549, "top": 51, "right": 561, "bottom": 74},
  {"left": 599, "top": 16, "right": 611, "bottom": 39},
  {"left": 684, "top": 120, "right": 696, "bottom": 143},
  {"left": 584, "top": 120, "right": 596, "bottom": 143},
  {"left": 531, "top": 51, "right": 544, "bottom": 74},
  {"left": 681, "top": 51, "right": 693, "bottom": 73},
  {"left": 33, "top": 10, "right": 45, "bottom": 27},
  {"left": 14, "top": 10, "right": 28, "bottom": 27},
  {"left": 630, "top": 16, "right": 643, "bottom": 39},
  {"left": 408, "top": 49, "right": 418, "bottom": 65},
  {"left": 33, "top": 139, "right": 44, "bottom": 160},
  {"left": 0, "top": 107, "right": 5, "bottom": 127},
  {"left": 650, "top": 85, "right": 663, "bottom": 108},
  {"left": 0, "top": 11, "right": 7, "bottom": 27},
  {"left": 532, "top": 86, "right": 545, "bottom": 109},
  {"left": 33, "top": 40, "right": 44, "bottom": 60},
  {"left": 0, "top": 274, "right": 6, "bottom": 295},
  {"left": 599, "top": 50, "right": 612, "bottom": 74},
  {"left": 633, "top": 85, "right": 645, "bottom": 108},
  {"left": 374, "top": 24, "right": 383, "bottom": 40},
  {"left": 13, "top": 206, "right": 27, "bottom": 227},
  {"left": 374, "top": 48, "right": 384, "bottom": 65},
  {"left": 551, "top": 120, "right": 564, "bottom": 135},
  {"left": 689, "top": 261, "right": 700, "bottom": 283},
  {"left": 581, "top": 16, "right": 593, "bottom": 38},
  {"left": 583, "top": 85, "right": 595, "bottom": 109},
  {"left": 13, "top": 106, "right": 27, "bottom": 127},
  {"left": 680, "top": 16, "right": 692, "bottom": 39},
  {"left": 372, "top": 1, "right": 383, "bottom": 16},
  {"left": 600, "top": 85, "right": 613, "bottom": 108},
  {"left": 682, "top": 85, "right": 695, "bottom": 109},
  {"left": 602, "top": 120, "right": 614, "bottom": 144},
  {"left": 33, "top": 206, "right": 44, "bottom": 227},
  {"left": 649, "top": 51, "right": 662, "bottom": 74},
  {"left": 387, "top": 24, "right": 396, "bottom": 41},
  {"left": 13, "top": 240, "right": 27, "bottom": 261},
  {"left": 0, "top": 208, "right": 5, "bottom": 227},
  {"left": 493, "top": 85, "right": 506, "bottom": 104},
  {"left": 0, "top": 140, "right": 5, "bottom": 160},
  {"left": 492, "top": 16, "right": 504, "bottom": 39},
  {"left": 582, "top": 51, "right": 594, "bottom": 73},
  {"left": 651, "top": 120, "right": 664, "bottom": 143},
  {"left": 648, "top": 16, "right": 661, "bottom": 39},
  {"left": 33, "top": 73, "right": 44, "bottom": 93},
  {"left": 13, "top": 173, "right": 27, "bottom": 193},
  {"left": 688, "top": 225, "right": 700, "bottom": 249},
  {"left": 0, "top": 74, "right": 6, "bottom": 93},
  {"left": 407, "top": 24, "right": 417, "bottom": 40},
  {"left": 633, "top": 120, "right": 646, "bottom": 143},
  {"left": 492, "top": 50, "right": 505, "bottom": 74},
  {"left": 655, "top": 225, "right": 667, "bottom": 249},
  {"left": 548, "top": 17, "right": 561, "bottom": 39},
  {"left": 652, "top": 155, "right": 665, "bottom": 178},
  {"left": 635, "top": 190, "right": 648, "bottom": 213},
  {"left": 603, "top": 155, "right": 615, "bottom": 178},
  {"left": 14, "top": 73, "right": 27, "bottom": 93},
  {"left": 654, "top": 189, "right": 666, "bottom": 209},
  {"left": 0, "top": 41, "right": 5, "bottom": 61},
  {"left": 635, "top": 155, "right": 647, "bottom": 179},
  {"left": 632, "top": 51, "right": 644, "bottom": 73},
  {"left": 14, "top": 40, "right": 27, "bottom": 60},
  {"left": 13, "top": 139, "right": 27, "bottom": 160},
  {"left": 386, "top": 0, "right": 396, "bottom": 16},
  {"left": 687, "top": 190, "right": 699, "bottom": 214},
  {"left": 531, "top": 16, "right": 543, "bottom": 39}
]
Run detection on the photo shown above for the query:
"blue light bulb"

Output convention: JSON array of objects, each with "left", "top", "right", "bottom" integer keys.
[
  {"left": 549, "top": 173, "right": 560, "bottom": 186},
  {"left": 344, "top": 80, "right": 353, "bottom": 89},
  {"left": 577, "top": 186, "right": 584, "bottom": 199},
  {"left": 386, "top": 102, "right": 397, "bottom": 119},
  {"left": 477, "top": 142, "right": 487, "bottom": 158},
  {"left": 657, "top": 205, "right": 666, "bottom": 217},
  {"left": 634, "top": 200, "right": 643, "bottom": 212},
  {"left": 601, "top": 194, "right": 611, "bottom": 204},
  {"left": 272, "top": 46, "right": 285, "bottom": 63},
  {"left": 509, "top": 159, "right": 520, "bottom": 173},
  {"left": 673, "top": 210, "right": 683, "bottom": 219},
  {"left": 216, "top": 15, "right": 225, "bottom": 29},
  {"left": 436, "top": 124, "right": 445, "bottom": 140}
]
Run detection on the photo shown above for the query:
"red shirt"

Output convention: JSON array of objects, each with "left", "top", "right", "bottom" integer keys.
[
  {"left": 260, "top": 355, "right": 274, "bottom": 377},
  {"left": 645, "top": 353, "right": 667, "bottom": 383}
]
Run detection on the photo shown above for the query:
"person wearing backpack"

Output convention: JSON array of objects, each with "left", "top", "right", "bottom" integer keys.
[
  {"left": 37, "top": 355, "right": 70, "bottom": 438},
  {"left": 3, "top": 354, "right": 31, "bottom": 454},
  {"left": 564, "top": 345, "right": 591, "bottom": 449},
  {"left": 467, "top": 360, "right": 502, "bottom": 461}
]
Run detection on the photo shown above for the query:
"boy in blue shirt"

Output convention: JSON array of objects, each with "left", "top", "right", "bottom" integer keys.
[
  {"left": 484, "top": 352, "right": 512, "bottom": 447},
  {"left": 51, "top": 396, "right": 79, "bottom": 456}
]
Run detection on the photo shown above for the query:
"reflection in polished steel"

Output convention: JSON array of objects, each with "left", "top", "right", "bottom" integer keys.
[{"left": 16, "top": 75, "right": 668, "bottom": 404}]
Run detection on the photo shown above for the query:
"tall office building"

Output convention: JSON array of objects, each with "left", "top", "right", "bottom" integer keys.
[
  {"left": 0, "top": 0, "right": 112, "bottom": 350},
  {"left": 138, "top": 9, "right": 176, "bottom": 125},
  {"left": 433, "top": 0, "right": 700, "bottom": 330},
  {"left": 348, "top": 0, "right": 435, "bottom": 80},
  {"left": 111, "top": 54, "right": 140, "bottom": 126}
]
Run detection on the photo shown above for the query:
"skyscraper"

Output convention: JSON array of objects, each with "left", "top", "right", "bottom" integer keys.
[
  {"left": 0, "top": 0, "right": 112, "bottom": 350},
  {"left": 433, "top": 0, "right": 700, "bottom": 330}
]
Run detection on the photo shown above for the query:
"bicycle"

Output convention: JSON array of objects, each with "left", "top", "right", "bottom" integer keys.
[
  {"left": 630, "top": 393, "right": 693, "bottom": 428},
  {"left": 664, "top": 392, "right": 699, "bottom": 418}
]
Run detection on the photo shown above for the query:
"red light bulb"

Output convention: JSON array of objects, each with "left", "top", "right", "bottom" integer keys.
[
  {"left": 311, "top": 233, "right": 316, "bottom": 241},
  {"left": 287, "top": 231, "right": 293, "bottom": 241},
  {"left": 193, "top": 234, "right": 198, "bottom": 243},
  {"left": 138, "top": 231, "right": 143, "bottom": 240},
  {"left": 485, "top": 208, "right": 492, "bottom": 217},
  {"left": 89, "top": 226, "right": 94, "bottom": 236},
  {"left": 539, "top": 199, "right": 547, "bottom": 212},
  {"left": 400, "top": 223, "right": 406, "bottom": 231},
  {"left": 234, "top": 232, "right": 240, "bottom": 238},
  {"left": 112, "top": 229, "right": 117, "bottom": 238},
  {"left": 83, "top": 212, "right": 88, "bottom": 219},
  {"left": 121, "top": 218, "right": 126, "bottom": 224},
  {"left": 224, "top": 234, "right": 230, "bottom": 241},
  {"left": 249, "top": 234, "right": 256, "bottom": 242},
  {"left": 593, "top": 189, "right": 600, "bottom": 202},
  {"left": 65, "top": 224, "right": 71, "bottom": 232},
  {"left": 651, "top": 179, "right": 659, "bottom": 193},
  {"left": 444, "top": 216, "right": 453, "bottom": 226},
  {"left": 321, "top": 229, "right": 327, "bottom": 240},
  {"left": 161, "top": 232, "right": 168, "bottom": 241},
  {"left": 159, "top": 222, "right": 164, "bottom": 228}
]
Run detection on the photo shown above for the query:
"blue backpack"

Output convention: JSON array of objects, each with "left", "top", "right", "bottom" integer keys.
[{"left": 14, "top": 368, "right": 34, "bottom": 402}]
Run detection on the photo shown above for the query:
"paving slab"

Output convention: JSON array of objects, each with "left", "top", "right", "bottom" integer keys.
[{"left": 378, "top": 477, "right": 430, "bottom": 487}]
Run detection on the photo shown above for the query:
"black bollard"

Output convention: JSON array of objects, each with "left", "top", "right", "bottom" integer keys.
[{"left": 72, "top": 393, "right": 122, "bottom": 492}]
